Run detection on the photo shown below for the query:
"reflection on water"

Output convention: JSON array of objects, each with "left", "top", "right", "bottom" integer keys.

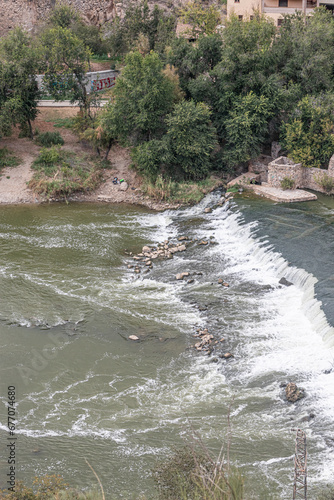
[{"left": 0, "top": 198, "right": 333, "bottom": 498}]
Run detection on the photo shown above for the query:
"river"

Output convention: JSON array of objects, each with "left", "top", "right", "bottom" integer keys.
[{"left": 0, "top": 193, "right": 333, "bottom": 498}]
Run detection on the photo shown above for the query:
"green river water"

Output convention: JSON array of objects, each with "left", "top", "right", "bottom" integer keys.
[{"left": 0, "top": 193, "right": 333, "bottom": 498}]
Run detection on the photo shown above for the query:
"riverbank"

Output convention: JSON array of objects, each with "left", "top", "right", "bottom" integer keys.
[{"left": 0, "top": 107, "right": 223, "bottom": 211}]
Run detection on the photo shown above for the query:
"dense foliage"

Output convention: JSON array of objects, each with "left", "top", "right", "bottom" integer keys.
[{"left": 2, "top": 1, "right": 334, "bottom": 186}]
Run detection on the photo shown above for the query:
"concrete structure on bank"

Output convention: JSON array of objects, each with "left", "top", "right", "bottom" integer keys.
[{"left": 227, "top": 0, "right": 334, "bottom": 26}]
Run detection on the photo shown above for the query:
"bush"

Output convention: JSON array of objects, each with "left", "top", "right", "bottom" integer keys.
[
  {"left": 280, "top": 176, "right": 296, "bottom": 190},
  {"left": 313, "top": 172, "right": 334, "bottom": 193},
  {"left": 153, "top": 442, "right": 244, "bottom": 500},
  {"left": 30, "top": 149, "right": 101, "bottom": 198},
  {"left": 131, "top": 140, "right": 167, "bottom": 181},
  {"left": 36, "top": 131, "right": 64, "bottom": 147},
  {"left": 0, "top": 147, "right": 20, "bottom": 171}
]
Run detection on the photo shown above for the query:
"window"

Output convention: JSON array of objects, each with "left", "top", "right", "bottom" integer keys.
[
  {"left": 250, "top": 15, "right": 254, "bottom": 20},
  {"left": 238, "top": 15, "right": 243, "bottom": 20},
  {"left": 279, "top": 0, "right": 288, "bottom": 6},
  {"left": 234, "top": 0, "right": 240, "bottom": 3},
  {"left": 277, "top": 18, "right": 283, "bottom": 26}
]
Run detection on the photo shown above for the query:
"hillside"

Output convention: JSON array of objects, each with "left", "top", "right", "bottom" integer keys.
[{"left": 0, "top": 0, "right": 186, "bottom": 37}]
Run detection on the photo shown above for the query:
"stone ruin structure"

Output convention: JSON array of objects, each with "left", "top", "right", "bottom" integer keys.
[{"left": 249, "top": 152, "right": 334, "bottom": 195}]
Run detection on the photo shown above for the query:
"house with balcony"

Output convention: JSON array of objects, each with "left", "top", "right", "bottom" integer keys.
[{"left": 227, "top": 0, "right": 333, "bottom": 25}]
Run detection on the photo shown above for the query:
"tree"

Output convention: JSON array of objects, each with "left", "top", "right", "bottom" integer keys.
[
  {"left": 271, "top": 8, "right": 334, "bottom": 97},
  {"left": 223, "top": 91, "right": 275, "bottom": 168},
  {"left": 103, "top": 0, "right": 176, "bottom": 58},
  {"left": 103, "top": 51, "right": 176, "bottom": 143},
  {"left": 180, "top": 1, "right": 221, "bottom": 37},
  {"left": 40, "top": 26, "right": 93, "bottom": 115},
  {"left": 281, "top": 94, "right": 334, "bottom": 168},
  {"left": 0, "top": 28, "right": 41, "bottom": 138},
  {"left": 163, "top": 100, "right": 218, "bottom": 180}
]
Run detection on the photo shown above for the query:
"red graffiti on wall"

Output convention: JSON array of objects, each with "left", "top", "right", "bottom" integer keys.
[{"left": 92, "top": 76, "right": 116, "bottom": 91}]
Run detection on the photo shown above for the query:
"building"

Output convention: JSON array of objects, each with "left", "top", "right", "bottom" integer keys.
[{"left": 227, "top": 0, "right": 334, "bottom": 26}]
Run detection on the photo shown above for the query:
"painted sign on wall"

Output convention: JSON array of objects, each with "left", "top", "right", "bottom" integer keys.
[
  {"left": 36, "top": 70, "right": 118, "bottom": 95},
  {"left": 92, "top": 75, "right": 116, "bottom": 92}
]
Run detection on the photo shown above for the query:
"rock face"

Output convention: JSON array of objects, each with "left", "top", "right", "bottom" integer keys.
[
  {"left": 0, "top": 0, "right": 116, "bottom": 36},
  {"left": 0, "top": 0, "right": 190, "bottom": 36},
  {"left": 285, "top": 382, "right": 305, "bottom": 403}
]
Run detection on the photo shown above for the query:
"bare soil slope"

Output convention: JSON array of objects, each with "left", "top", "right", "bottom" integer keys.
[{"left": 0, "top": 107, "right": 176, "bottom": 210}]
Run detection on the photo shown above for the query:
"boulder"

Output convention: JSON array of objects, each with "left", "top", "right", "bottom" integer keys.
[
  {"left": 285, "top": 382, "right": 305, "bottom": 403},
  {"left": 221, "top": 352, "right": 233, "bottom": 359},
  {"left": 142, "top": 246, "right": 151, "bottom": 253},
  {"left": 176, "top": 272, "right": 190, "bottom": 280},
  {"left": 279, "top": 277, "right": 293, "bottom": 287},
  {"left": 204, "top": 208, "right": 212, "bottom": 213},
  {"left": 120, "top": 181, "right": 128, "bottom": 191},
  {"left": 129, "top": 335, "right": 139, "bottom": 341}
]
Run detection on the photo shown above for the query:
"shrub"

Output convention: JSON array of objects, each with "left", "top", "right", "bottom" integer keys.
[
  {"left": 0, "top": 147, "right": 20, "bottom": 171},
  {"left": 36, "top": 131, "right": 64, "bottom": 147},
  {"left": 131, "top": 140, "right": 167, "bottom": 181},
  {"left": 153, "top": 442, "right": 244, "bottom": 500},
  {"left": 30, "top": 149, "right": 101, "bottom": 198},
  {"left": 313, "top": 171, "right": 334, "bottom": 193},
  {"left": 280, "top": 176, "right": 296, "bottom": 190}
]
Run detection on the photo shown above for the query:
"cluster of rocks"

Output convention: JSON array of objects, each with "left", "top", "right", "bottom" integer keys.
[
  {"left": 284, "top": 382, "right": 305, "bottom": 403},
  {"left": 125, "top": 235, "right": 215, "bottom": 275},
  {"left": 191, "top": 328, "right": 233, "bottom": 360}
]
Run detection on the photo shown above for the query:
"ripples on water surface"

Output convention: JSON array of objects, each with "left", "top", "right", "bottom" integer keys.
[{"left": 0, "top": 195, "right": 333, "bottom": 498}]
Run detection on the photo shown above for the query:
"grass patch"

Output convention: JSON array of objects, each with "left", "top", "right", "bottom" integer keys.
[
  {"left": 46, "top": 117, "right": 75, "bottom": 129},
  {"left": 29, "top": 146, "right": 101, "bottom": 199},
  {"left": 35, "top": 131, "right": 64, "bottom": 147},
  {"left": 143, "top": 176, "right": 222, "bottom": 204},
  {"left": 0, "top": 147, "right": 20, "bottom": 173}
]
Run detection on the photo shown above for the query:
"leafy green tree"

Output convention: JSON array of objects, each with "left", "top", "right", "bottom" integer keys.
[
  {"left": 103, "top": 51, "right": 176, "bottom": 143},
  {"left": 271, "top": 8, "right": 334, "bottom": 97},
  {"left": 103, "top": 0, "right": 176, "bottom": 57},
  {"left": 40, "top": 26, "right": 93, "bottom": 114},
  {"left": 131, "top": 139, "right": 167, "bottom": 180},
  {"left": 180, "top": 1, "right": 221, "bottom": 37},
  {"left": 164, "top": 100, "right": 218, "bottom": 180},
  {"left": 167, "top": 34, "right": 222, "bottom": 95},
  {"left": 0, "top": 28, "right": 41, "bottom": 138},
  {"left": 223, "top": 91, "right": 275, "bottom": 168},
  {"left": 48, "top": 2, "right": 79, "bottom": 28},
  {"left": 281, "top": 94, "right": 334, "bottom": 168}
]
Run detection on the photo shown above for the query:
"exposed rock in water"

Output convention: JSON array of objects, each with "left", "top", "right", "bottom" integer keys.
[
  {"left": 285, "top": 382, "right": 305, "bottom": 402},
  {"left": 129, "top": 335, "right": 139, "bottom": 341},
  {"left": 279, "top": 277, "right": 293, "bottom": 287},
  {"left": 221, "top": 352, "right": 233, "bottom": 359},
  {"left": 176, "top": 272, "right": 190, "bottom": 280}
]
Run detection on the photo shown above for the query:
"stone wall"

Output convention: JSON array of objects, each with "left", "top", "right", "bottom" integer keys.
[{"left": 267, "top": 156, "right": 334, "bottom": 194}]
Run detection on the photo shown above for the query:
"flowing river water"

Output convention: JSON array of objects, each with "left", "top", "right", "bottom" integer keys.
[{"left": 0, "top": 192, "right": 333, "bottom": 498}]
